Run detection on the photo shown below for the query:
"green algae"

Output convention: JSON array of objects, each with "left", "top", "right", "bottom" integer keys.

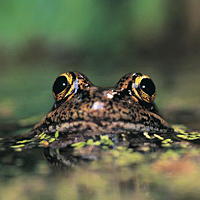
[{"left": 71, "top": 135, "right": 114, "bottom": 150}]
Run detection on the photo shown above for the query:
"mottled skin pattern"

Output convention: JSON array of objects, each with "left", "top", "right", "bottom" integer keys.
[{"left": 34, "top": 72, "right": 173, "bottom": 136}]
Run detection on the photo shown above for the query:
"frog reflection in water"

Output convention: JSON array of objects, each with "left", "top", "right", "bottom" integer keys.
[{"left": 2, "top": 72, "right": 174, "bottom": 151}]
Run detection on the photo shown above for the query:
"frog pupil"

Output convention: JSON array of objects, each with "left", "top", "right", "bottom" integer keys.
[
  {"left": 53, "top": 76, "right": 68, "bottom": 95},
  {"left": 140, "top": 78, "right": 155, "bottom": 96}
]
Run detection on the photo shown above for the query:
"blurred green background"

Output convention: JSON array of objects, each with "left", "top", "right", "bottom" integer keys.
[
  {"left": 0, "top": 0, "right": 200, "bottom": 125},
  {"left": 1, "top": 2, "right": 200, "bottom": 200}
]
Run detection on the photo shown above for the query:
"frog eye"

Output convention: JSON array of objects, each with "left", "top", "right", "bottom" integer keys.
[
  {"left": 52, "top": 72, "right": 77, "bottom": 102},
  {"left": 53, "top": 76, "right": 68, "bottom": 95},
  {"left": 132, "top": 73, "right": 156, "bottom": 103}
]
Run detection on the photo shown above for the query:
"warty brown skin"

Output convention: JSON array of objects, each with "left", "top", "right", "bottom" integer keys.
[{"left": 33, "top": 72, "right": 173, "bottom": 136}]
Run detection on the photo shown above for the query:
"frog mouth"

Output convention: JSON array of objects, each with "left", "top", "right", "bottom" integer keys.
[{"left": 47, "top": 120, "right": 173, "bottom": 135}]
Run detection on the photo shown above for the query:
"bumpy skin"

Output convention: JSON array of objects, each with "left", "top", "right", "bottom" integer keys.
[{"left": 34, "top": 72, "right": 173, "bottom": 136}]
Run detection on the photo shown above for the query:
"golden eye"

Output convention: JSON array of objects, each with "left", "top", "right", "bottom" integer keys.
[
  {"left": 52, "top": 72, "right": 76, "bottom": 102},
  {"left": 132, "top": 74, "right": 156, "bottom": 103}
]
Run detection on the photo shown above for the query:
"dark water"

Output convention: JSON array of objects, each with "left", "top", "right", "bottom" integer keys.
[{"left": 1, "top": 124, "right": 200, "bottom": 200}]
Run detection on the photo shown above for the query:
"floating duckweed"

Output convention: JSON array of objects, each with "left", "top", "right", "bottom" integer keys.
[
  {"left": 39, "top": 132, "right": 45, "bottom": 136},
  {"left": 71, "top": 135, "right": 115, "bottom": 150},
  {"left": 49, "top": 138, "right": 56, "bottom": 143},
  {"left": 100, "top": 135, "right": 109, "bottom": 140},
  {"left": 37, "top": 132, "right": 46, "bottom": 139},
  {"left": 187, "top": 137, "right": 200, "bottom": 140},
  {"left": 93, "top": 141, "right": 101, "bottom": 146},
  {"left": 176, "top": 130, "right": 200, "bottom": 140},
  {"left": 172, "top": 125, "right": 200, "bottom": 142},
  {"left": 177, "top": 129, "right": 187, "bottom": 134},
  {"left": 100, "top": 135, "right": 114, "bottom": 146},
  {"left": 172, "top": 124, "right": 187, "bottom": 130},
  {"left": 143, "top": 132, "right": 152, "bottom": 139},
  {"left": 15, "top": 148, "right": 23, "bottom": 152},
  {"left": 86, "top": 139, "right": 94, "bottom": 145},
  {"left": 161, "top": 138, "right": 173, "bottom": 147},
  {"left": 9, "top": 147, "right": 23, "bottom": 152},
  {"left": 11, "top": 144, "right": 25, "bottom": 149},
  {"left": 162, "top": 138, "right": 173, "bottom": 143},
  {"left": 16, "top": 139, "right": 33, "bottom": 144},
  {"left": 162, "top": 143, "right": 172, "bottom": 147},
  {"left": 177, "top": 134, "right": 188, "bottom": 139},
  {"left": 71, "top": 142, "right": 86, "bottom": 149},
  {"left": 55, "top": 131, "right": 59, "bottom": 138},
  {"left": 56, "top": 148, "right": 60, "bottom": 155},
  {"left": 40, "top": 134, "right": 47, "bottom": 140},
  {"left": 153, "top": 134, "right": 164, "bottom": 140}
]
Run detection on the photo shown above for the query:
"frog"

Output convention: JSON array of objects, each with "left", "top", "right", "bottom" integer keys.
[
  {"left": 1, "top": 71, "right": 174, "bottom": 152},
  {"left": 34, "top": 71, "right": 172, "bottom": 134}
]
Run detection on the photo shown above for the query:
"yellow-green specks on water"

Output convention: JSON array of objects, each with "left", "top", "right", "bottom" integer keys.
[
  {"left": 162, "top": 138, "right": 173, "bottom": 147},
  {"left": 143, "top": 132, "right": 152, "bottom": 139},
  {"left": 16, "top": 139, "right": 33, "bottom": 144},
  {"left": 173, "top": 125, "right": 200, "bottom": 141},
  {"left": 55, "top": 131, "right": 59, "bottom": 138},
  {"left": 154, "top": 134, "right": 164, "bottom": 140},
  {"left": 71, "top": 142, "right": 86, "bottom": 149},
  {"left": 71, "top": 135, "right": 114, "bottom": 150}
]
